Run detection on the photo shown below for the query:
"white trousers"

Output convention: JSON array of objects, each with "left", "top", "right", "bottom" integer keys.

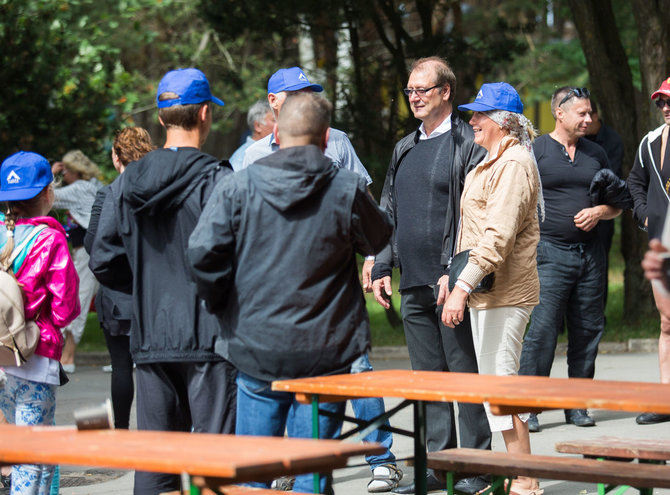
[
  {"left": 470, "top": 306, "right": 532, "bottom": 432},
  {"left": 62, "top": 247, "right": 98, "bottom": 344}
]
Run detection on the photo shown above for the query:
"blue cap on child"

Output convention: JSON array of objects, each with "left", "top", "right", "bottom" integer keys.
[{"left": 0, "top": 151, "right": 54, "bottom": 202}]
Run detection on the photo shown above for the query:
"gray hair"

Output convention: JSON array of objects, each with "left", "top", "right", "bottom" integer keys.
[{"left": 247, "top": 100, "right": 272, "bottom": 131}]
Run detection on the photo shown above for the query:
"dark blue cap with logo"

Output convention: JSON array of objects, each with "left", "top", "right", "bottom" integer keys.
[
  {"left": 458, "top": 82, "right": 524, "bottom": 114},
  {"left": 0, "top": 151, "right": 54, "bottom": 201},
  {"left": 267, "top": 67, "right": 324, "bottom": 94},
  {"left": 156, "top": 68, "right": 224, "bottom": 108}
]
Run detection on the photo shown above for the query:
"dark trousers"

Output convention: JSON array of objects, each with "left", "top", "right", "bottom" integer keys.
[
  {"left": 133, "top": 360, "right": 237, "bottom": 495},
  {"left": 101, "top": 326, "right": 134, "bottom": 429},
  {"left": 400, "top": 285, "right": 491, "bottom": 454},
  {"left": 519, "top": 240, "right": 606, "bottom": 380}
]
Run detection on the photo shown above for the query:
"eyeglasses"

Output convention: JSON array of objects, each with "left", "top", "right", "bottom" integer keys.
[
  {"left": 655, "top": 99, "right": 670, "bottom": 109},
  {"left": 403, "top": 85, "right": 442, "bottom": 97},
  {"left": 559, "top": 87, "right": 590, "bottom": 106}
]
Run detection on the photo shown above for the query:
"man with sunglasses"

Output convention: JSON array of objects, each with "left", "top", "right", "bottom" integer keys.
[
  {"left": 370, "top": 56, "right": 491, "bottom": 495},
  {"left": 628, "top": 77, "right": 670, "bottom": 425},
  {"left": 519, "top": 86, "right": 622, "bottom": 431}
]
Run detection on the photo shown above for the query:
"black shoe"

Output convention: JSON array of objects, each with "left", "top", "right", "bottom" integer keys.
[
  {"left": 565, "top": 408, "right": 595, "bottom": 427},
  {"left": 454, "top": 476, "right": 490, "bottom": 494},
  {"left": 636, "top": 412, "right": 670, "bottom": 425},
  {"left": 527, "top": 413, "right": 540, "bottom": 433},
  {"left": 392, "top": 473, "right": 444, "bottom": 493}
]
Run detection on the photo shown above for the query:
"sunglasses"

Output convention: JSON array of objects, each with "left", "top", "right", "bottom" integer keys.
[
  {"left": 655, "top": 99, "right": 670, "bottom": 109},
  {"left": 559, "top": 87, "right": 590, "bottom": 106},
  {"left": 403, "top": 85, "right": 442, "bottom": 97}
]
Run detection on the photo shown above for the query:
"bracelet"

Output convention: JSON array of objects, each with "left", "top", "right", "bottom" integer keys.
[
  {"left": 455, "top": 279, "right": 473, "bottom": 295},
  {"left": 364, "top": 255, "right": 375, "bottom": 261}
]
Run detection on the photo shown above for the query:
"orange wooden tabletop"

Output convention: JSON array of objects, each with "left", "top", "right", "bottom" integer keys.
[
  {"left": 0, "top": 425, "right": 383, "bottom": 483},
  {"left": 272, "top": 369, "right": 670, "bottom": 415}
]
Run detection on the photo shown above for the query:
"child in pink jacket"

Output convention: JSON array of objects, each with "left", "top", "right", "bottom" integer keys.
[{"left": 0, "top": 151, "right": 80, "bottom": 495}]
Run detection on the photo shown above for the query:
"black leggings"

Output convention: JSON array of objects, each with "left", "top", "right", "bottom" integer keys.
[{"left": 102, "top": 326, "right": 134, "bottom": 429}]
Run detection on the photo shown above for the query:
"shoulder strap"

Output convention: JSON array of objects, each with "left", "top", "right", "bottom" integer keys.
[
  {"left": 661, "top": 125, "right": 669, "bottom": 171},
  {"left": 3, "top": 224, "right": 48, "bottom": 272}
]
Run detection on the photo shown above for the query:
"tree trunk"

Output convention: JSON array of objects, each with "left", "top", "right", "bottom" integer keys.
[{"left": 568, "top": 0, "right": 655, "bottom": 321}]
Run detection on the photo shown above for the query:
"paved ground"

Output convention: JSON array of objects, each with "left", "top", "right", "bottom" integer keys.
[{"left": 42, "top": 351, "right": 670, "bottom": 494}]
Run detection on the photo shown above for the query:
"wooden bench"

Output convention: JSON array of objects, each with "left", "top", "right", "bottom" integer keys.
[
  {"left": 162, "top": 485, "right": 278, "bottom": 495},
  {"left": 555, "top": 437, "right": 670, "bottom": 495},
  {"left": 426, "top": 448, "right": 670, "bottom": 495}
]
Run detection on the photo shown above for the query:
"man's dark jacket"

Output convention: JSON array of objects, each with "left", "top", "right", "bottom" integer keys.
[
  {"left": 371, "top": 113, "right": 486, "bottom": 280},
  {"left": 89, "top": 147, "right": 231, "bottom": 363},
  {"left": 188, "top": 145, "right": 393, "bottom": 382}
]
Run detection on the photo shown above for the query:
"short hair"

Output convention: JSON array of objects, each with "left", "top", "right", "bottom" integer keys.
[
  {"left": 277, "top": 93, "right": 332, "bottom": 145},
  {"left": 410, "top": 56, "right": 457, "bottom": 102},
  {"left": 247, "top": 100, "right": 272, "bottom": 131},
  {"left": 551, "top": 86, "right": 589, "bottom": 119},
  {"left": 589, "top": 98, "right": 599, "bottom": 114},
  {"left": 113, "top": 127, "right": 155, "bottom": 167},
  {"left": 61, "top": 150, "right": 100, "bottom": 180},
  {"left": 158, "top": 92, "right": 208, "bottom": 130}
]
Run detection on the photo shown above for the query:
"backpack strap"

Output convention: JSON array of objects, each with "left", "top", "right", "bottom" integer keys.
[{"left": 2, "top": 224, "right": 48, "bottom": 272}]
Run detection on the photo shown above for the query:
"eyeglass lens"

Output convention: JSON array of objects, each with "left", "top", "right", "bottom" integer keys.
[{"left": 403, "top": 85, "right": 440, "bottom": 97}]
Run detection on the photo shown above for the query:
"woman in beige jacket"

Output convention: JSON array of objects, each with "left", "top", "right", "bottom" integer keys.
[{"left": 440, "top": 82, "right": 542, "bottom": 495}]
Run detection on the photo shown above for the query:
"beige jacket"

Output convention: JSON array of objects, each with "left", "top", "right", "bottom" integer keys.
[{"left": 456, "top": 135, "right": 540, "bottom": 309}]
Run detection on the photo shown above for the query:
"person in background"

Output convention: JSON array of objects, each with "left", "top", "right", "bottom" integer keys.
[
  {"left": 0, "top": 151, "right": 80, "bottom": 495},
  {"left": 84, "top": 127, "right": 155, "bottom": 429},
  {"left": 518, "top": 86, "right": 622, "bottom": 431},
  {"left": 442, "top": 82, "right": 543, "bottom": 495},
  {"left": 188, "top": 91, "right": 393, "bottom": 494},
  {"left": 89, "top": 68, "right": 236, "bottom": 495},
  {"left": 585, "top": 99, "right": 624, "bottom": 313},
  {"left": 229, "top": 100, "right": 275, "bottom": 171},
  {"left": 628, "top": 76, "right": 670, "bottom": 425},
  {"left": 370, "top": 56, "right": 491, "bottom": 495},
  {"left": 51, "top": 150, "right": 103, "bottom": 373}
]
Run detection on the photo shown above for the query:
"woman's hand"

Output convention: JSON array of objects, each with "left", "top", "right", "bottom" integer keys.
[{"left": 441, "top": 285, "right": 469, "bottom": 328}]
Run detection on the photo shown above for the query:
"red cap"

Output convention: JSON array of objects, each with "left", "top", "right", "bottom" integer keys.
[{"left": 651, "top": 77, "right": 670, "bottom": 99}]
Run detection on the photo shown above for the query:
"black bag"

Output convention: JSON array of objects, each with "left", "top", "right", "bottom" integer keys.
[{"left": 448, "top": 249, "right": 494, "bottom": 293}]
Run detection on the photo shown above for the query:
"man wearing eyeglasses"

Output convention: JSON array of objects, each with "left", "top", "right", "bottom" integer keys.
[
  {"left": 370, "top": 56, "right": 491, "bottom": 495},
  {"left": 628, "top": 77, "right": 670, "bottom": 425},
  {"left": 518, "top": 86, "right": 622, "bottom": 431}
]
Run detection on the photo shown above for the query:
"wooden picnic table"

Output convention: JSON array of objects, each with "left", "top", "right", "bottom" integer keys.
[
  {"left": 272, "top": 369, "right": 670, "bottom": 495},
  {"left": 0, "top": 424, "right": 383, "bottom": 494}
]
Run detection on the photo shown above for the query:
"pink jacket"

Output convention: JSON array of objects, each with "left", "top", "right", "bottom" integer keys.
[{"left": 3, "top": 216, "right": 80, "bottom": 361}]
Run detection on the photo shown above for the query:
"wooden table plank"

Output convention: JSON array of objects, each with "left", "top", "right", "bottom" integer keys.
[
  {"left": 556, "top": 436, "right": 670, "bottom": 461},
  {"left": 273, "top": 370, "right": 670, "bottom": 414},
  {"left": 0, "top": 425, "right": 383, "bottom": 482}
]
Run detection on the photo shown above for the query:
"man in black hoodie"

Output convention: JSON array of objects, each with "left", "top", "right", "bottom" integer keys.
[
  {"left": 188, "top": 92, "right": 393, "bottom": 493},
  {"left": 89, "top": 68, "right": 236, "bottom": 495}
]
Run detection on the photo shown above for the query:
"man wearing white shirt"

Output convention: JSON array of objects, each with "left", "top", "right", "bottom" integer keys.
[
  {"left": 370, "top": 56, "right": 491, "bottom": 494},
  {"left": 241, "top": 67, "right": 372, "bottom": 186}
]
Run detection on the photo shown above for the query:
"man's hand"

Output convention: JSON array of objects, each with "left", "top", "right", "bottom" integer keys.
[
  {"left": 436, "top": 274, "right": 450, "bottom": 305},
  {"left": 642, "top": 239, "right": 670, "bottom": 281},
  {"left": 51, "top": 161, "right": 64, "bottom": 175},
  {"left": 372, "top": 276, "right": 393, "bottom": 309},
  {"left": 574, "top": 206, "right": 603, "bottom": 232},
  {"left": 361, "top": 259, "right": 374, "bottom": 293},
  {"left": 441, "top": 286, "right": 469, "bottom": 328}
]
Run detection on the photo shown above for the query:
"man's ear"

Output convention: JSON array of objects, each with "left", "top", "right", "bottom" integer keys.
[
  {"left": 321, "top": 127, "right": 330, "bottom": 151},
  {"left": 442, "top": 84, "right": 451, "bottom": 102},
  {"left": 273, "top": 122, "right": 280, "bottom": 146},
  {"left": 199, "top": 104, "right": 210, "bottom": 122},
  {"left": 158, "top": 116, "right": 165, "bottom": 127}
]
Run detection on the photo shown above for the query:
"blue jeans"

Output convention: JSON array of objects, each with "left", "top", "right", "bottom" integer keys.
[
  {"left": 235, "top": 372, "right": 345, "bottom": 493},
  {"left": 519, "top": 240, "right": 605, "bottom": 379},
  {"left": 350, "top": 354, "right": 396, "bottom": 469}
]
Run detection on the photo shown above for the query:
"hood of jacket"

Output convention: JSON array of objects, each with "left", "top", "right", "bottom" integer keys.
[
  {"left": 121, "top": 147, "right": 221, "bottom": 215},
  {"left": 249, "top": 145, "right": 337, "bottom": 212}
]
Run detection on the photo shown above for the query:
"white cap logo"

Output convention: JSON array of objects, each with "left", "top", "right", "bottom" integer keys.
[
  {"left": 6, "top": 171, "right": 20, "bottom": 184},
  {"left": 299, "top": 72, "right": 307, "bottom": 82},
  {"left": 476, "top": 90, "right": 484, "bottom": 99}
]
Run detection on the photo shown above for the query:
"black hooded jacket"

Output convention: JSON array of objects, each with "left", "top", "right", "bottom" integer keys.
[
  {"left": 89, "top": 147, "right": 232, "bottom": 363},
  {"left": 188, "top": 145, "right": 392, "bottom": 381}
]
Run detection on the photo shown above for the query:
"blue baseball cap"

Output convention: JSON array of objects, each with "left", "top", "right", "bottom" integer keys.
[
  {"left": 267, "top": 67, "right": 323, "bottom": 94},
  {"left": 458, "top": 82, "right": 524, "bottom": 114},
  {"left": 156, "top": 68, "right": 224, "bottom": 108},
  {"left": 0, "top": 151, "right": 54, "bottom": 201}
]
